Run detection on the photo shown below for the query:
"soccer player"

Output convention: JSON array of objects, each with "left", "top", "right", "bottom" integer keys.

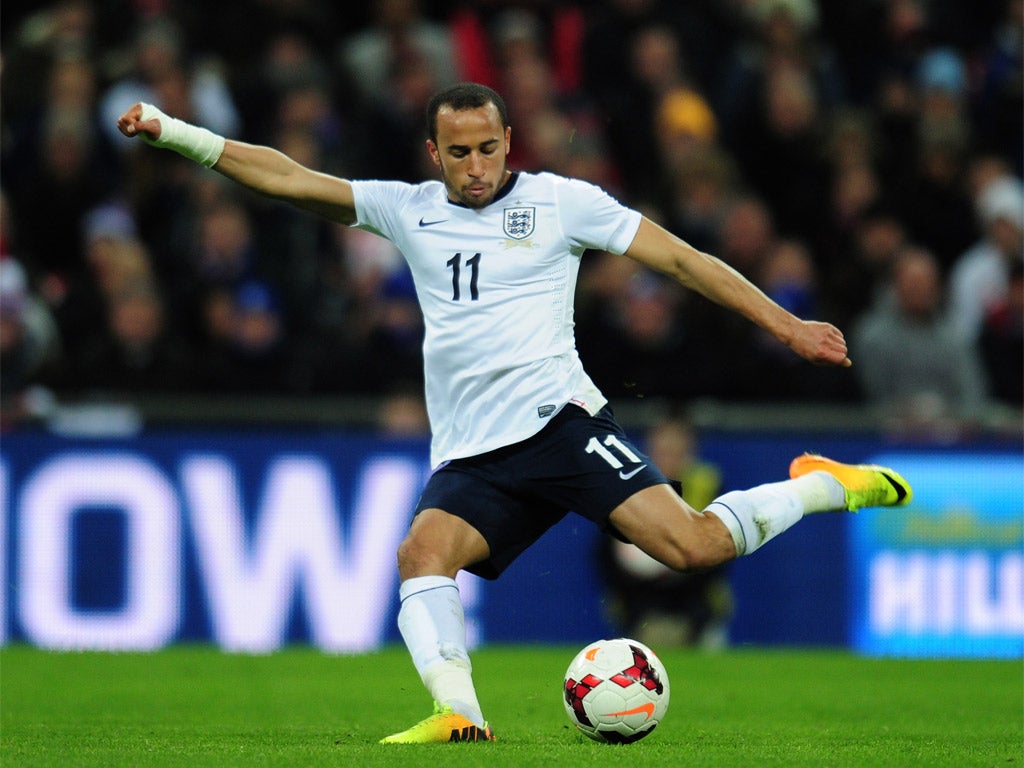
[{"left": 117, "top": 83, "right": 911, "bottom": 744}]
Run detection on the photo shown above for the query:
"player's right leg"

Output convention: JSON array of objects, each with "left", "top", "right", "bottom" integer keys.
[
  {"left": 379, "top": 702, "right": 495, "bottom": 744},
  {"left": 382, "top": 446, "right": 564, "bottom": 744},
  {"left": 381, "top": 508, "right": 495, "bottom": 744}
]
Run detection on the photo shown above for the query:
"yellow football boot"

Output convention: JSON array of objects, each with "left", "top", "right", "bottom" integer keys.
[
  {"left": 790, "top": 453, "right": 912, "bottom": 511},
  {"left": 380, "top": 702, "right": 495, "bottom": 744}
]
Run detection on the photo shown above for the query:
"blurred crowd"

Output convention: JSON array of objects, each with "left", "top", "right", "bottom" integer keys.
[{"left": 1, "top": 0, "right": 1021, "bottom": 436}]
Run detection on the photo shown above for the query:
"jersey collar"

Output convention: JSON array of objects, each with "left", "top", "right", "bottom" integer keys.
[{"left": 446, "top": 172, "right": 520, "bottom": 209}]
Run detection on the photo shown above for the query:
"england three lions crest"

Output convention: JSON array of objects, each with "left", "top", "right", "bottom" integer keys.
[{"left": 503, "top": 207, "right": 535, "bottom": 240}]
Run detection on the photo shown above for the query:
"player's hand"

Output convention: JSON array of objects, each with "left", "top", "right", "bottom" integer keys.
[
  {"left": 789, "top": 319, "right": 852, "bottom": 367},
  {"left": 116, "top": 103, "right": 161, "bottom": 141}
]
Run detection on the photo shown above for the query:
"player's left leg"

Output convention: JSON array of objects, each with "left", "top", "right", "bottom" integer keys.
[
  {"left": 608, "top": 484, "right": 737, "bottom": 570},
  {"left": 705, "top": 454, "right": 912, "bottom": 556},
  {"left": 610, "top": 455, "right": 912, "bottom": 566}
]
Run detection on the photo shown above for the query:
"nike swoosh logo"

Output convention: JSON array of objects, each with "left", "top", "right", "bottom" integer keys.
[
  {"left": 619, "top": 465, "right": 646, "bottom": 480},
  {"left": 605, "top": 702, "right": 655, "bottom": 720},
  {"left": 882, "top": 472, "right": 908, "bottom": 504},
  {"left": 418, "top": 217, "right": 448, "bottom": 227}
]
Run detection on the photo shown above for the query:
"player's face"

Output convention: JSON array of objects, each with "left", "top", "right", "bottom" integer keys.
[{"left": 427, "top": 103, "right": 511, "bottom": 209}]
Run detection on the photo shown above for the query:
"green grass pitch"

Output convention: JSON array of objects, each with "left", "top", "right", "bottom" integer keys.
[{"left": 2, "top": 644, "right": 1020, "bottom": 767}]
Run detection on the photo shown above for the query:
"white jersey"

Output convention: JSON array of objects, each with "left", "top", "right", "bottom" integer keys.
[{"left": 350, "top": 171, "right": 642, "bottom": 467}]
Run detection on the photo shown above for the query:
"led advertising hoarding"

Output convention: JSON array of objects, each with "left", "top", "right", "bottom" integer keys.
[
  {"left": 850, "top": 453, "right": 1023, "bottom": 658},
  {"left": 1, "top": 432, "right": 613, "bottom": 651},
  {"left": 4, "top": 434, "right": 434, "bottom": 651},
  {"left": 3, "top": 433, "right": 1021, "bottom": 655}
]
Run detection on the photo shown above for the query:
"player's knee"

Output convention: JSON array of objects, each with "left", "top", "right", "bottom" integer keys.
[
  {"left": 659, "top": 541, "right": 711, "bottom": 572},
  {"left": 397, "top": 509, "right": 490, "bottom": 579},
  {"left": 396, "top": 530, "right": 463, "bottom": 579},
  {"left": 657, "top": 530, "right": 735, "bottom": 573},
  {"left": 396, "top": 534, "right": 432, "bottom": 578}
]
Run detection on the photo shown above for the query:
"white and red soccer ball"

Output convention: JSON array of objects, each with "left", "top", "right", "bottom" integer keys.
[{"left": 563, "top": 637, "right": 670, "bottom": 743}]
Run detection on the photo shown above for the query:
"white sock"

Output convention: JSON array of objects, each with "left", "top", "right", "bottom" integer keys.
[
  {"left": 793, "top": 470, "right": 847, "bottom": 514},
  {"left": 705, "top": 473, "right": 844, "bottom": 556},
  {"left": 397, "top": 575, "right": 485, "bottom": 727}
]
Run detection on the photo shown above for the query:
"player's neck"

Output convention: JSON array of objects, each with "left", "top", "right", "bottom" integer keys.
[{"left": 446, "top": 170, "right": 518, "bottom": 209}]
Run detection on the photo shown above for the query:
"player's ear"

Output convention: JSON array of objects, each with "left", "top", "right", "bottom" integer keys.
[
  {"left": 504, "top": 126, "right": 511, "bottom": 155},
  {"left": 426, "top": 139, "right": 441, "bottom": 167}
]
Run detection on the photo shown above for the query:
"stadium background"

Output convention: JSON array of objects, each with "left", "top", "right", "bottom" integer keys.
[{"left": 1, "top": 0, "right": 1021, "bottom": 658}]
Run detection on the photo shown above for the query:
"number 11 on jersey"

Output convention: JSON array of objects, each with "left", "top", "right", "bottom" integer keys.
[{"left": 447, "top": 252, "right": 481, "bottom": 301}]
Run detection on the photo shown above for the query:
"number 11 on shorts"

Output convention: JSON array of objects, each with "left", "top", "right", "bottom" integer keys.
[{"left": 585, "top": 435, "right": 642, "bottom": 469}]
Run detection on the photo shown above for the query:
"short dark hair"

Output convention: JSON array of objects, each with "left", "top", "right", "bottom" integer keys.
[{"left": 426, "top": 82, "right": 509, "bottom": 143}]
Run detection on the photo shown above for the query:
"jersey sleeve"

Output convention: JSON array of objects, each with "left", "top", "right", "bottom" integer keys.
[
  {"left": 349, "top": 180, "right": 414, "bottom": 242},
  {"left": 552, "top": 175, "right": 642, "bottom": 255}
]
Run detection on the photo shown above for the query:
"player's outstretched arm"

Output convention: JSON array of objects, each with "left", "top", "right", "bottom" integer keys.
[
  {"left": 624, "top": 216, "right": 852, "bottom": 368},
  {"left": 117, "top": 102, "right": 356, "bottom": 225}
]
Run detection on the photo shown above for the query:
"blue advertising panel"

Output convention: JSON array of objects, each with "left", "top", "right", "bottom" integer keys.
[
  {"left": 850, "top": 453, "right": 1024, "bottom": 658},
  {"left": 696, "top": 433, "right": 867, "bottom": 647},
  {"left": 3, "top": 431, "right": 1021, "bottom": 655},
  {"left": 0, "top": 431, "right": 616, "bottom": 651}
]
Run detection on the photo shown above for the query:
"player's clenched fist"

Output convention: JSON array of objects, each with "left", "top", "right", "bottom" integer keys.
[
  {"left": 114, "top": 102, "right": 224, "bottom": 167},
  {"left": 116, "top": 102, "right": 162, "bottom": 141}
]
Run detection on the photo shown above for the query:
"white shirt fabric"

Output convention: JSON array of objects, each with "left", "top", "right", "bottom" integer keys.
[
  {"left": 948, "top": 239, "right": 1011, "bottom": 342},
  {"left": 351, "top": 171, "right": 643, "bottom": 467}
]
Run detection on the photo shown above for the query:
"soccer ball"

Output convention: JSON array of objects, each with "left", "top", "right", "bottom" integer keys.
[{"left": 562, "top": 637, "right": 670, "bottom": 744}]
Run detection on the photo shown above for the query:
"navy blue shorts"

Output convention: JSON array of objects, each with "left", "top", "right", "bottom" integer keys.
[{"left": 415, "top": 405, "right": 669, "bottom": 579}]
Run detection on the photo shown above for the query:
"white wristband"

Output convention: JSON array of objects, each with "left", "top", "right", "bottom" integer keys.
[{"left": 138, "top": 102, "right": 225, "bottom": 168}]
